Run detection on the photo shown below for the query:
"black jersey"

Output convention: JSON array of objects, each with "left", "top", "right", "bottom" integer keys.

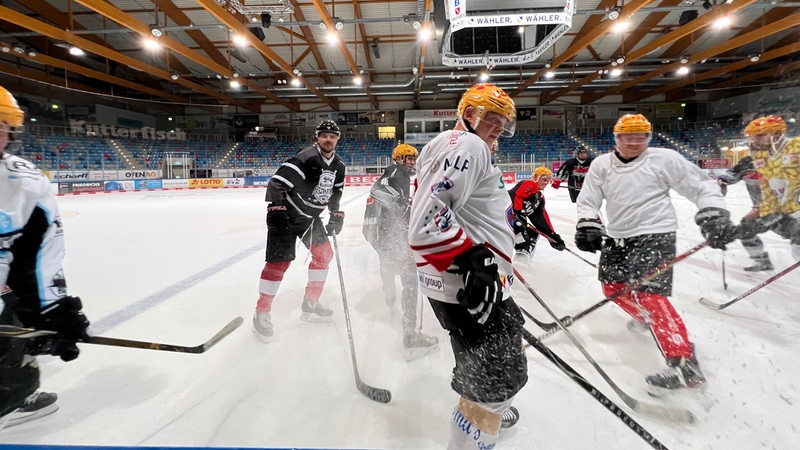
[
  {"left": 265, "top": 144, "right": 346, "bottom": 218},
  {"left": 557, "top": 156, "right": 593, "bottom": 188},
  {"left": 362, "top": 162, "right": 412, "bottom": 246}
]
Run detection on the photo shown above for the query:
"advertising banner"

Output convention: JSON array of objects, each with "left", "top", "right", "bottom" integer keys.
[
  {"left": 118, "top": 170, "right": 160, "bottom": 179},
  {"left": 135, "top": 179, "right": 163, "bottom": 190},
  {"left": 223, "top": 178, "right": 245, "bottom": 187},
  {"left": 189, "top": 178, "right": 224, "bottom": 188},
  {"left": 699, "top": 159, "right": 729, "bottom": 169},
  {"left": 162, "top": 179, "right": 190, "bottom": 189},
  {"left": 501, "top": 172, "right": 517, "bottom": 185},
  {"left": 345, "top": 175, "right": 382, "bottom": 186},
  {"left": 71, "top": 181, "right": 104, "bottom": 193},
  {"left": 104, "top": 180, "right": 135, "bottom": 191}
]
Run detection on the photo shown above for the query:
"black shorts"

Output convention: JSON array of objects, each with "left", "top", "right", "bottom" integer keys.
[
  {"left": 428, "top": 298, "right": 528, "bottom": 403},
  {"left": 599, "top": 232, "right": 676, "bottom": 296},
  {"left": 265, "top": 216, "right": 327, "bottom": 262}
]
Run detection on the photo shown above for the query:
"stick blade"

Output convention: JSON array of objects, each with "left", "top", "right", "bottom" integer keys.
[
  {"left": 698, "top": 297, "right": 724, "bottom": 310},
  {"left": 357, "top": 379, "right": 392, "bottom": 403},
  {"left": 199, "top": 316, "right": 244, "bottom": 353},
  {"left": 0, "top": 325, "right": 56, "bottom": 338}
]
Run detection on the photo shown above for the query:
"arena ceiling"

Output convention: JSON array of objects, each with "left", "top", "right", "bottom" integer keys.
[{"left": 0, "top": 0, "right": 797, "bottom": 115}]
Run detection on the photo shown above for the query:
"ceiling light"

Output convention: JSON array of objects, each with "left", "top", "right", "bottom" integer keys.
[
  {"left": 615, "top": 55, "right": 626, "bottom": 64},
  {"left": 69, "top": 46, "right": 84, "bottom": 56},
  {"left": 680, "top": 55, "right": 689, "bottom": 64},
  {"left": 170, "top": 72, "right": 180, "bottom": 80},
  {"left": 150, "top": 26, "right": 163, "bottom": 37},
  {"left": 353, "top": 75, "right": 363, "bottom": 86},
  {"left": 333, "top": 17, "right": 344, "bottom": 31},
  {"left": 545, "top": 60, "right": 552, "bottom": 69},
  {"left": 606, "top": 6, "right": 621, "bottom": 21},
  {"left": 404, "top": 14, "right": 422, "bottom": 30},
  {"left": 544, "top": 70, "right": 555, "bottom": 79},
  {"left": 319, "top": 22, "right": 327, "bottom": 31},
  {"left": 676, "top": 66, "right": 690, "bottom": 76},
  {"left": 230, "top": 80, "right": 241, "bottom": 89},
  {"left": 749, "top": 54, "right": 761, "bottom": 62},
  {"left": 12, "top": 46, "right": 24, "bottom": 54},
  {"left": 291, "top": 77, "right": 302, "bottom": 87}
]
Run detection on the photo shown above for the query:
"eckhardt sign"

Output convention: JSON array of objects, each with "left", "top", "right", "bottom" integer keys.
[{"left": 69, "top": 119, "right": 187, "bottom": 141}]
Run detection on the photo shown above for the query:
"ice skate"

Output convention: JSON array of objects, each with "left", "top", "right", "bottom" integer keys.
[
  {"left": 646, "top": 354, "right": 706, "bottom": 397},
  {"left": 5, "top": 391, "right": 59, "bottom": 428},
  {"left": 252, "top": 311, "right": 274, "bottom": 342},
  {"left": 744, "top": 253, "right": 773, "bottom": 272},
  {"left": 403, "top": 332, "right": 440, "bottom": 361},
  {"left": 500, "top": 406, "right": 519, "bottom": 429},
  {"left": 300, "top": 299, "right": 333, "bottom": 323}
]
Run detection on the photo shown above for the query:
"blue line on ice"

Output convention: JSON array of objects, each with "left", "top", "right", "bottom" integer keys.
[
  {"left": 88, "top": 191, "right": 366, "bottom": 335},
  {"left": 89, "top": 243, "right": 264, "bottom": 335}
]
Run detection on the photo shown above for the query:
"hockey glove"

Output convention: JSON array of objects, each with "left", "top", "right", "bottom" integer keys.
[
  {"left": 266, "top": 204, "right": 289, "bottom": 231},
  {"left": 551, "top": 178, "right": 562, "bottom": 189},
  {"left": 695, "top": 207, "right": 738, "bottom": 250},
  {"left": 574, "top": 218, "right": 604, "bottom": 253},
  {"left": 37, "top": 296, "right": 91, "bottom": 362},
  {"left": 548, "top": 233, "right": 566, "bottom": 251},
  {"left": 326, "top": 211, "right": 345, "bottom": 236},
  {"left": 451, "top": 245, "right": 502, "bottom": 325},
  {"left": 740, "top": 213, "right": 782, "bottom": 238}
]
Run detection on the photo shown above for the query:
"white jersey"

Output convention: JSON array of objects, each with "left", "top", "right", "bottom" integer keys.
[
  {"left": 408, "top": 130, "right": 515, "bottom": 304},
  {"left": 577, "top": 147, "right": 726, "bottom": 238},
  {"left": 0, "top": 154, "right": 68, "bottom": 311}
]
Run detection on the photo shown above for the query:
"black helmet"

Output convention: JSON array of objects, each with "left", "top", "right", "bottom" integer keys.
[{"left": 316, "top": 120, "right": 340, "bottom": 138}]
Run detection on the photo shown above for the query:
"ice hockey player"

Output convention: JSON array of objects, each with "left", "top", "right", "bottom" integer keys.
[
  {"left": 575, "top": 113, "right": 738, "bottom": 394},
  {"left": 0, "top": 85, "right": 91, "bottom": 429},
  {"left": 717, "top": 156, "right": 774, "bottom": 271},
  {"left": 508, "top": 166, "right": 566, "bottom": 264},
  {"left": 408, "top": 83, "right": 527, "bottom": 448},
  {"left": 362, "top": 143, "right": 439, "bottom": 360},
  {"left": 252, "top": 120, "right": 346, "bottom": 341},
  {"left": 738, "top": 115, "right": 800, "bottom": 263},
  {"left": 556, "top": 148, "right": 593, "bottom": 203}
]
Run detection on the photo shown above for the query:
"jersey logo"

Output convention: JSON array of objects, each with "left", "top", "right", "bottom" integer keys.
[
  {"left": 444, "top": 155, "right": 470, "bottom": 172},
  {"left": 418, "top": 271, "right": 444, "bottom": 292},
  {"left": 433, "top": 205, "right": 453, "bottom": 232},
  {"left": 431, "top": 177, "right": 455, "bottom": 196},
  {"left": 311, "top": 170, "right": 336, "bottom": 203}
]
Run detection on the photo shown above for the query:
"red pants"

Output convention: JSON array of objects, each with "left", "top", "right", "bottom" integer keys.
[{"left": 603, "top": 283, "right": 693, "bottom": 359}]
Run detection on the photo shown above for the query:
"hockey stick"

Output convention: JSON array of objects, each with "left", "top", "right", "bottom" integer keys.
[
  {"left": 0, "top": 317, "right": 243, "bottom": 354},
  {"left": 521, "top": 328, "right": 671, "bottom": 449},
  {"left": 721, "top": 250, "right": 728, "bottom": 291},
  {"left": 513, "top": 268, "right": 565, "bottom": 331},
  {"left": 528, "top": 226, "right": 596, "bottom": 268},
  {"left": 538, "top": 242, "right": 708, "bottom": 340},
  {"left": 699, "top": 260, "right": 800, "bottom": 310},
  {"left": 520, "top": 288, "right": 697, "bottom": 424},
  {"left": 331, "top": 234, "right": 392, "bottom": 404}
]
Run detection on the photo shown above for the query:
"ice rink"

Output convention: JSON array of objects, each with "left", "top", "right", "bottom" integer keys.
[{"left": 1, "top": 181, "right": 798, "bottom": 449}]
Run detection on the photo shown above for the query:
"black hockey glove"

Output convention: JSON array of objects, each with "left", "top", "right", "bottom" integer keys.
[
  {"left": 739, "top": 213, "right": 782, "bottom": 238},
  {"left": 266, "top": 204, "right": 289, "bottom": 231},
  {"left": 326, "top": 211, "right": 345, "bottom": 236},
  {"left": 450, "top": 245, "right": 502, "bottom": 325},
  {"left": 695, "top": 207, "right": 738, "bottom": 250},
  {"left": 35, "top": 296, "right": 91, "bottom": 362},
  {"left": 574, "top": 218, "right": 604, "bottom": 253},
  {"left": 512, "top": 214, "right": 535, "bottom": 242},
  {"left": 548, "top": 233, "right": 566, "bottom": 251}
]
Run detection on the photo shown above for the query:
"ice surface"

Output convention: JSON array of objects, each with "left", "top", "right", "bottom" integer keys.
[{"left": 1, "top": 183, "right": 798, "bottom": 449}]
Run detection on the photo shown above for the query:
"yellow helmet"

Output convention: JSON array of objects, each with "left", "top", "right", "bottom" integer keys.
[
  {"left": 457, "top": 83, "right": 517, "bottom": 137},
  {"left": 533, "top": 166, "right": 553, "bottom": 178},
  {"left": 0, "top": 86, "right": 24, "bottom": 128},
  {"left": 614, "top": 114, "right": 652, "bottom": 134},
  {"left": 392, "top": 143, "right": 418, "bottom": 160},
  {"left": 744, "top": 115, "right": 786, "bottom": 137}
]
